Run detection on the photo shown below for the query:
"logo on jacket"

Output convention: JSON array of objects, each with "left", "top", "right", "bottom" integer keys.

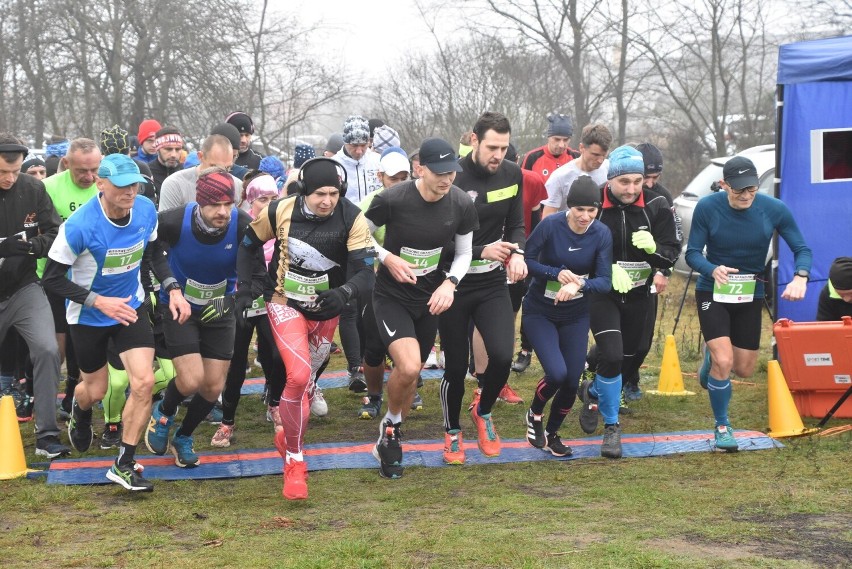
[
  {"left": 23, "top": 212, "right": 37, "bottom": 229},
  {"left": 466, "top": 191, "right": 478, "bottom": 202}
]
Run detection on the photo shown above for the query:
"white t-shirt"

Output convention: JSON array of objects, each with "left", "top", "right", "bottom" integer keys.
[{"left": 542, "top": 159, "right": 609, "bottom": 211}]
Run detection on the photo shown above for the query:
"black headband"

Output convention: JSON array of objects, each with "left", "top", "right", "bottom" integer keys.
[{"left": 0, "top": 143, "right": 29, "bottom": 155}]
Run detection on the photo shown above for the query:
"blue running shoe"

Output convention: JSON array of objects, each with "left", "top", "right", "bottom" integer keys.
[
  {"left": 171, "top": 432, "right": 200, "bottom": 468},
  {"left": 714, "top": 424, "right": 739, "bottom": 452},
  {"left": 145, "top": 401, "right": 174, "bottom": 455},
  {"left": 699, "top": 345, "right": 711, "bottom": 389}
]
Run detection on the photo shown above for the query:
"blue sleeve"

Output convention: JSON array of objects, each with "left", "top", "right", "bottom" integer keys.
[
  {"left": 584, "top": 225, "right": 612, "bottom": 294},
  {"left": 685, "top": 200, "right": 716, "bottom": 278},
  {"left": 524, "top": 218, "right": 562, "bottom": 281},
  {"left": 774, "top": 202, "right": 812, "bottom": 272}
]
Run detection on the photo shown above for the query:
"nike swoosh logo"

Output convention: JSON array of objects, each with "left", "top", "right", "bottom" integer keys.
[
  {"left": 738, "top": 169, "right": 749, "bottom": 174},
  {"left": 383, "top": 320, "right": 396, "bottom": 337},
  {"left": 440, "top": 153, "right": 451, "bottom": 159},
  {"left": 569, "top": 247, "right": 581, "bottom": 251}
]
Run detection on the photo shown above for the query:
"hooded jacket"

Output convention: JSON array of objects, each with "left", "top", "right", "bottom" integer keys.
[{"left": 333, "top": 147, "right": 382, "bottom": 204}]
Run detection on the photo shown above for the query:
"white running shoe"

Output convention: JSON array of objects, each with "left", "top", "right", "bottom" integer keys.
[
  {"left": 309, "top": 385, "right": 328, "bottom": 417},
  {"left": 424, "top": 348, "right": 439, "bottom": 369}
]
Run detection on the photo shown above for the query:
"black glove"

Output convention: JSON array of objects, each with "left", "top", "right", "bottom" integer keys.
[
  {"left": 0, "top": 235, "right": 31, "bottom": 258},
  {"left": 235, "top": 290, "right": 254, "bottom": 328},
  {"left": 315, "top": 284, "right": 353, "bottom": 318},
  {"left": 200, "top": 296, "right": 235, "bottom": 323}
]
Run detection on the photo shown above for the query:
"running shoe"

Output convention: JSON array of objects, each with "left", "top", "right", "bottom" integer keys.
[
  {"left": 171, "top": 432, "right": 200, "bottom": 468},
  {"left": 511, "top": 350, "right": 532, "bottom": 373},
  {"left": 424, "top": 348, "right": 439, "bottom": 369},
  {"left": 267, "top": 405, "right": 283, "bottom": 433},
  {"left": 330, "top": 342, "right": 341, "bottom": 354},
  {"left": 578, "top": 379, "right": 600, "bottom": 434},
  {"left": 283, "top": 457, "right": 308, "bottom": 500},
  {"left": 410, "top": 391, "right": 423, "bottom": 411},
  {"left": 359, "top": 396, "right": 382, "bottom": 419},
  {"left": 600, "top": 424, "right": 623, "bottom": 459},
  {"left": 348, "top": 367, "right": 367, "bottom": 393},
  {"left": 498, "top": 383, "right": 524, "bottom": 404},
  {"left": 309, "top": 385, "right": 328, "bottom": 417},
  {"left": 470, "top": 405, "right": 501, "bottom": 457},
  {"left": 373, "top": 419, "right": 404, "bottom": 479},
  {"left": 443, "top": 430, "right": 465, "bottom": 465},
  {"left": 106, "top": 461, "right": 154, "bottom": 492},
  {"left": 467, "top": 388, "right": 481, "bottom": 412},
  {"left": 34, "top": 435, "right": 70, "bottom": 459},
  {"left": 619, "top": 391, "right": 632, "bottom": 415},
  {"left": 100, "top": 422, "right": 122, "bottom": 450},
  {"left": 525, "top": 409, "right": 545, "bottom": 449},
  {"left": 205, "top": 403, "right": 224, "bottom": 424},
  {"left": 544, "top": 432, "right": 572, "bottom": 457},
  {"left": 145, "top": 400, "right": 174, "bottom": 455},
  {"left": 16, "top": 394, "right": 33, "bottom": 422},
  {"left": 699, "top": 344, "right": 711, "bottom": 389},
  {"left": 67, "top": 397, "right": 93, "bottom": 452},
  {"left": 210, "top": 424, "right": 234, "bottom": 448},
  {"left": 623, "top": 383, "right": 643, "bottom": 401},
  {"left": 714, "top": 424, "right": 739, "bottom": 452}
]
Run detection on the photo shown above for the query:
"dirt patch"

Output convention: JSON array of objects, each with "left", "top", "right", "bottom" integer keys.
[{"left": 647, "top": 537, "right": 763, "bottom": 562}]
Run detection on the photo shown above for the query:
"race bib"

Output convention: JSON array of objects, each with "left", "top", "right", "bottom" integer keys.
[
  {"left": 102, "top": 241, "right": 144, "bottom": 275},
  {"left": 184, "top": 278, "right": 227, "bottom": 306},
  {"left": 467, "top": 259, "right": 501, "bottom": 274},
  {"left": 544, "top": 274, "right": 587, "bottom": 301},
  {"left": 284, "top": 272, "right": 329, "bottom": 302},
  {"left": 399, "top": 246, "right": 442, "bottom": 276},
  {"left": 713, "top": 274, "right": 756, "bottom": 303},
  {"left": 245, "top": 296, "right": 267, "bottom": 318},
  {"left": 617, "top": 261, "right": 652, "bottom": 289}
]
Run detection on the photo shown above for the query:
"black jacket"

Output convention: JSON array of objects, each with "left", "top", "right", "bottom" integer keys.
[{"left": 0, "top": 174, "right": 61, "bottom": 298}]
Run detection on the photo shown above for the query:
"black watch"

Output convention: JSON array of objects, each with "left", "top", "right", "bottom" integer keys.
[
  {"left": 165, "top": 281, "right": 182, "bottom": 293},
  {"left": 794, "top": 269, "right": 809, "bottom": 281},
  {"left": 446, "top": 275, "right": 459, "bottom": 286}
]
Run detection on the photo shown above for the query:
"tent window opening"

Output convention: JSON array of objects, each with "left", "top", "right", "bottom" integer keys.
[{"left": 811, "top": 129, "right": 852, "bottom": 183}]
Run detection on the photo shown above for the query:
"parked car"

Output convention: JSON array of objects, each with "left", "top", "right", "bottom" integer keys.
[{"left": 672, "top": 144, "right": 775, "bottom": 274}]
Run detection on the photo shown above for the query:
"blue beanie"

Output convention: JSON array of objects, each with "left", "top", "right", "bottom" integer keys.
[
  {"left": 293, "top": 144, "right": 316, "bottom": 168},
  {"left": 259, "top": 155, "right": 285, "bottom": 180},
  {"left": 607, "top": 145, "right": 645, "bottom": 180},
  {"left": 546, "top": 113, "right": 573, "bottom": 137}
]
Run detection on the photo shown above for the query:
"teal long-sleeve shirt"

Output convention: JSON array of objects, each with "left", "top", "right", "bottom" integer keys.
[{"left": 685, "top": 192, "right": 811, "bottom": 298}]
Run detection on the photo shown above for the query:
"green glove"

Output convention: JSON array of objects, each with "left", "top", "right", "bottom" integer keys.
[
  {"left": 200, "top": 296, "right": 234, "bottom": 323},
  {"left": 631, "top": 230, "right": 656, "bottom": 254},
  {"left": 611, "top": 264, "right": 633, "bottom": 293}
]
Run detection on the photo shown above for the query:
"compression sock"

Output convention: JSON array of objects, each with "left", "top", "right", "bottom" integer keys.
[
  {"left": 707, "top": 376, "right": 732, "bottom": 426},
  {"left": 103, "top": 364, "right": 129, "bottom": 424},
  {"left": 595, "top": 373, "right": 622, "bottom": 425},
  {"left": 176, "top": 394, "right": 216, "bottom": 437},
  {"left": 160, "top": 379, "right": 187, "bottom": 417}
]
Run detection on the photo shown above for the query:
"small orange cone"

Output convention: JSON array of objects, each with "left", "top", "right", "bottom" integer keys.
[
  {"left": 647, "top": 335, "right": 695, "bottom": 396},
  {"left": 767, "top": 360, "right": 819, "bottom": 438},
  {"left": 0, "top": 395, "right": 36, "bottom": 480}
]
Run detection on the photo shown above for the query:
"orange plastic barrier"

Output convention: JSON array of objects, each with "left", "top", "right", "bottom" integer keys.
[{"left": 773, "top": 316, "right": 852, "bottom": 418}]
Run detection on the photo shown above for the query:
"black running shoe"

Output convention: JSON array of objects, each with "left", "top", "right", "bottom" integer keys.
[
  {"left": 372, "top": 419, "right": 404, "bottom": 479},
  {"left": 100, "top": 422, "right": 122, "bottom": 450},
  {"left": 106, "top": 461, "right": 154, "bottom": 492},
  {"left": 511, "top": 350, "right": 532, "bottom": 373},
  {"left": 578, "top": 380, "right": 600, "bottom": 434},
  {"left": 35, "top": 435, "right": 71, "bottom": 459},
  {"left": 348, "top": 368, "right": 367, "bottom": 393},
  {"left": 525, "top": 409, "right": 545, "bottom": 449},
  {"left": 67, "top": 398, "right": 93, "bottom": 452},
  {"left": 544, "top": 432, "right": 572, "bottom": 457},
  {"left": 601, "top": 424, "right": 623, "bottom": 459},
  {"left": 16, "top": 394, "right": 33, "bottom": 422}
]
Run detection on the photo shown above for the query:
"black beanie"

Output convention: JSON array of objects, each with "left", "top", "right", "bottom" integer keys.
[
  {"left": 565, "top": 175, "right": 602, "bottom": 208},
  {"left": 302, "top": 159, "right": 343, "bottom": 195},
  {"left": 829, "top": 257, "right": 852, "bottom": 290},
  {"left": 636, "top": 142, "right": 663, "bottom": 175},
  {"left": 210, "top": 123, "right": 241, "bottom": 151},
  {"left": 225, "top": 112, "right": 254, "bottom": 134}
]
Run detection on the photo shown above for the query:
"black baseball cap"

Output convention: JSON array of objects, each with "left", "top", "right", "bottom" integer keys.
[
  {"left": 418, "top": 138, "right": 462, "bottom": 174},
  {"left": 723, "top": 156, "right": 759, "bottom": 190}
]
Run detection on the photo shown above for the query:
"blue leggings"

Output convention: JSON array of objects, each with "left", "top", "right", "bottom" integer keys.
[{"left": 523, "top": 311, "right": 590, "bottom": 434}]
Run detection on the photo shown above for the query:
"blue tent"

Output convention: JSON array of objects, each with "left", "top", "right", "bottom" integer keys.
[{"left": 775, "top": 36, "right": 852, "bottom": 322}]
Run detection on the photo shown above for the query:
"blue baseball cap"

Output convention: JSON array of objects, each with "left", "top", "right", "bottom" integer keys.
[{"left": 97, "top": 154, "right": 147, "bottom": 187}]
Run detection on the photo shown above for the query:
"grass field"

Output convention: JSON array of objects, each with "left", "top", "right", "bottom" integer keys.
[{"left": 2, "top": 274, "right": 850, "bottom": 568}]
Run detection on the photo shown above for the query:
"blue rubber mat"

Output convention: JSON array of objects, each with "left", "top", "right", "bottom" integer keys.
[
  {"left": 239, "top": 368, "right": 446, "bottom": 395},
  {"left": 45, "top": 430, "right": 781, "bottom": 485}
]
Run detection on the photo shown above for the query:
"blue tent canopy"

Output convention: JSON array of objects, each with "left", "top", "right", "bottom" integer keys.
[{"left": 776, "top": 36, "right": 852, "bottom": 322}]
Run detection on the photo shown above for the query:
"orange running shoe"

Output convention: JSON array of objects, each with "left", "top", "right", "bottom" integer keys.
[
  {"left": 283, "top": 458, "right": 308, "bottom": 500},
  {"left": 498, "top": 383, "right": 524, "bottom": 404},
  {"left": 470, "top": 405, "right": 501, "bottom": 457},
  {"left": 443, "top": 430, "right": 465, "bottom": 465}
]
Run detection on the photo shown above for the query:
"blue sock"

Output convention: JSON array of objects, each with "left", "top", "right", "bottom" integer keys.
[
  {"left": 707, "top": 376, "right": 732, "bottom": 427},
  {"left": 595, "top": 373, "right": 622, "bottom": 425},
  {"left": 0, "top": 375, "right": 12, "bottom": 392}
]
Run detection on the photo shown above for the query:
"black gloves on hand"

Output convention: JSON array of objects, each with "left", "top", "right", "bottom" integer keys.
[
  {"left": 0, "top": 235, "right": 31, "bottom": 258},
  {"left": 315, "top": 284, "right": 353, "bottom": 318}
]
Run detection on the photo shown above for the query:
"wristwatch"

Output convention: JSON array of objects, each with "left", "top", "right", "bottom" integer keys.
[
  {"left": 165, "top": 281, "right": 182, "bottom": 293},
  {"left": 446, "top": 275, "right": 459, "bottom": 287},
  {"left": 794, "top": 269, "right": 809, "bottom": 280}
]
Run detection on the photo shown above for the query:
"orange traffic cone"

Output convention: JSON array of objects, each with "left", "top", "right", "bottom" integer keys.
[
  {"left": 0, "top": 395, "right": 35, "bottom": 480},
  {"left": 647, "top": 335, "right": 695, "bottom": 396},
  {"left": 766, "top": 360, "right": 819, "bottom": 438}
]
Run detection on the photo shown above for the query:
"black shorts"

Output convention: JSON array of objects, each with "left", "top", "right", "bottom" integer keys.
[
  {"left": 47, "top": 289, "right": 69, "bottom": 334},
  {"left": 371, "top": 291, "right": 438, "bottom": 360},
  {"left": 159, "top": 303, "right": 236, "bottom": 360},
  {"left": 69, "top": 306, "right": 154, "bottom": 374},
  {"left": 695, "top": 290, "right": 763, "bottom": 350}
]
